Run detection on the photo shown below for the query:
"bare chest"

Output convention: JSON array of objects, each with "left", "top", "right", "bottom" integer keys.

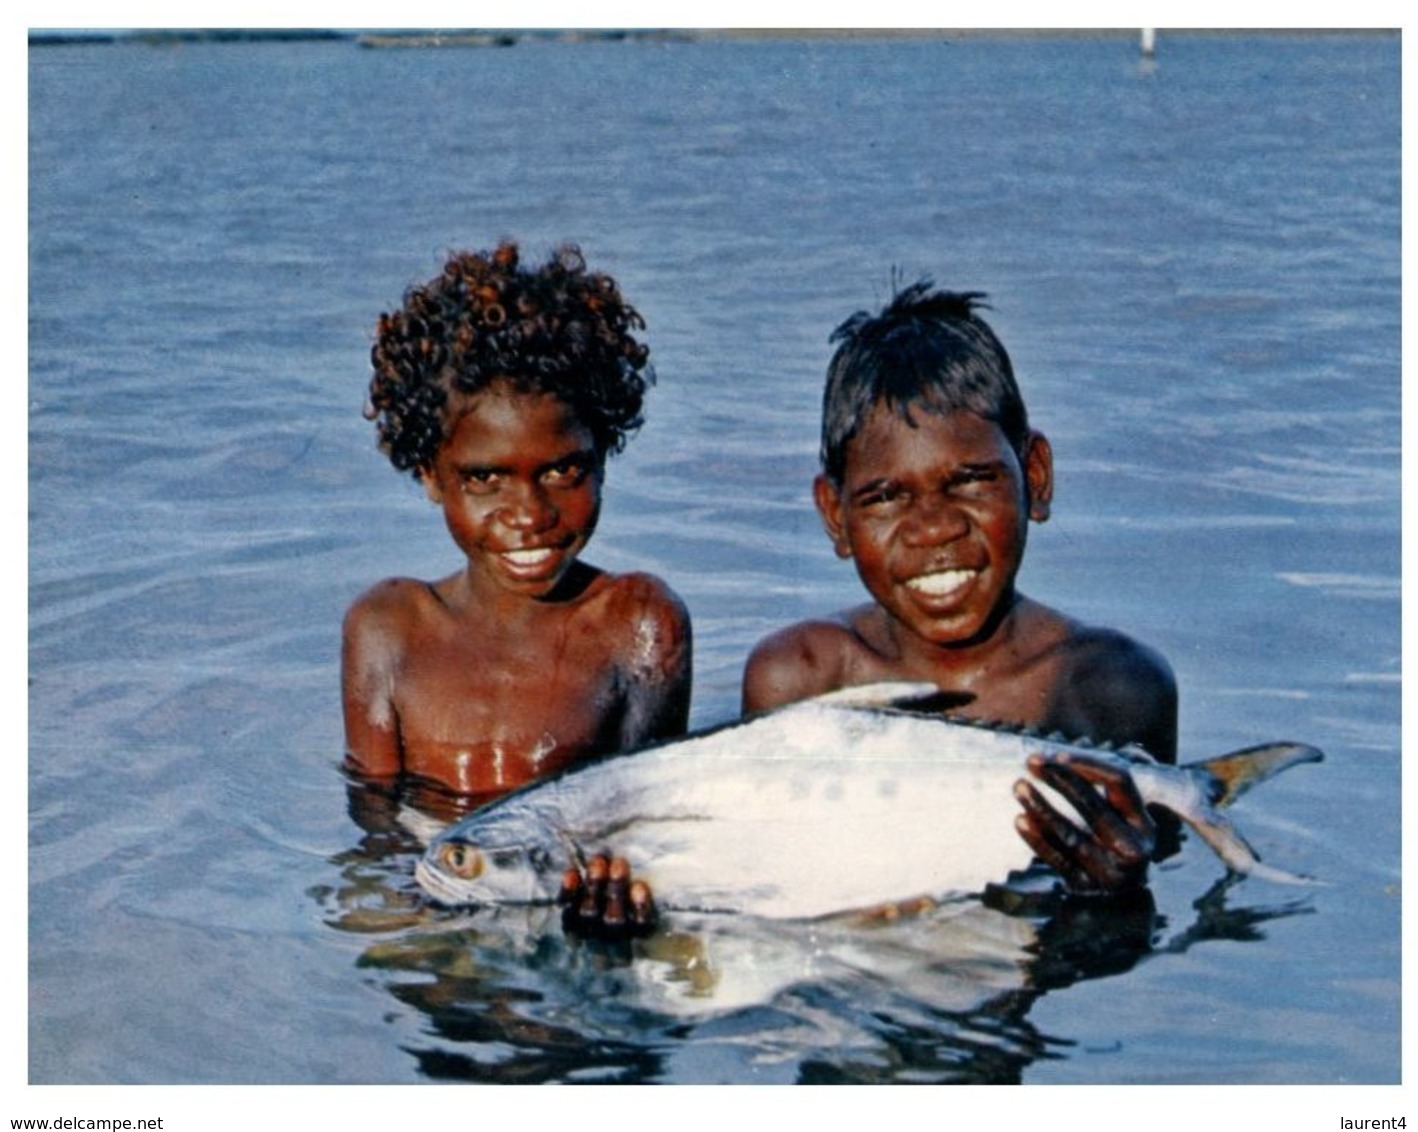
[
  {"left": 392, "top": 608, "right": 626, "bottom": 793},
  {"left": 846, "top": 629, "right": 1068, "bottom": 733}
]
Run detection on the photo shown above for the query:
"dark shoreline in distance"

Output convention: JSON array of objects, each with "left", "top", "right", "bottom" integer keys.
[{"left": 28, "top": 27, "right": 1397, "bottom": 49}]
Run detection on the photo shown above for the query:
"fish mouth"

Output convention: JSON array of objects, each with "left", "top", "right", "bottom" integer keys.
[
  {"left": 904, "top": 568, "right": 979, "bottom": 598},
  {"left": 414, "top": 856, "right": 481, "bottom": 906}
]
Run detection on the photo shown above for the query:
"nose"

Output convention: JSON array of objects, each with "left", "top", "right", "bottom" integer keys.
[
  {"left": 902, "top": 491, "right": 968, "bottom": 546},
  {"left": 499, "top": 480, "right": 557, "bottom": 532}
]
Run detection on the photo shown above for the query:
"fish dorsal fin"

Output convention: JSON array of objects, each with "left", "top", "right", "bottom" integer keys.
[
  {"left": 809, "top": 681, "right": 939, "bottom": 709},
  {"left": 1195, "top": 742, "right": 1325, "bottom": 807},
  {"left": 396, "top": 805, "right": 450, "bottom": 848}
]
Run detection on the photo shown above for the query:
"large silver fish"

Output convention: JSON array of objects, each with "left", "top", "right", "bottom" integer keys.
[{"left": 415, "top": 683, "right": 1322, "bottom": 919}]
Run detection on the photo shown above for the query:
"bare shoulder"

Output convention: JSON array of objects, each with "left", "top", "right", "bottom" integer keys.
[
  {"left": 742, "top": 611, "right": 865, "bottom": 714},
  {"left": 341, "top": 577, "right": 447, "bottom": 677},
  {"left": 1052, "top": 622, "right": 1178, "bottom": 760},
  {"left": 341, "top": 579, "right": 436, "bottom": 779},
  {"left": 1062, "top": 624, "right": 1175, "bottom": 697},
  {"left": 343, "top": 577, "right": 431, "bottom": 637},
  {"left": 590, "top": 570, "right": 692, "bottom": 675},
  {"left": 598, "top": 569, "right": 687, "bottom": 610},
  {"left": 593, "top": 571, "right": 693, "bottom": 745},
  {"left": 594, "top": 570, "right": 690, "bottom": 637}
]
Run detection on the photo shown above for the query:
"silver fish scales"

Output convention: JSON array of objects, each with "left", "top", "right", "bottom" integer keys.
[{"left": 416, "top": 683, "right": 1322, "bottom": 919}]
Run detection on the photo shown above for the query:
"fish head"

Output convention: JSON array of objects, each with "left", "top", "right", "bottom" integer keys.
[{"left": 416, "top": 827, "right": 562, "bottom": 908}]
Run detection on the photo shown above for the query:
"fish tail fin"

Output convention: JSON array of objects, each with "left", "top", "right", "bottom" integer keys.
[
  {"left": 1182, "top": 802, "right": 1323, "bottom": 887},
  {"left": 1192, "top": 742, "right": 1324, "bottom": 808}
]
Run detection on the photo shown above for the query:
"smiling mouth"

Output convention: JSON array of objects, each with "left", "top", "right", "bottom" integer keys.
[
  {"left": 905, "top": 568, "right": 978, "bottom": 597},
  {"left": 501, "top": 547, "right": 559, "bottom": 569}
]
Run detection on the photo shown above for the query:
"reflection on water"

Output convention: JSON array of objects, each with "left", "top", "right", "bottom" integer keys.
[{"left": 312, "top": 778, "right": 1312, "bottom": 1084}]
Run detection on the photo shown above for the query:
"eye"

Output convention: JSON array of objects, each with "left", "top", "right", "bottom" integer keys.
[
  {"left": 951, "top": 467, "right": 1004, "bottom": 496},
  {"left": 461, "top": 469, "right": 500, "bottom": 493},
  {"left": 438, "top": 842, "right": 483, "bottom": 880},
  {"left": 859, "top": 485, "right": 905, "bottom": 511},
  {"left": 542, "top": 458, "right": 590, "bottom": 488}
]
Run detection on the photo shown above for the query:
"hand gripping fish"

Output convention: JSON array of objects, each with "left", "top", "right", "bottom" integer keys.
[{"left": 416, "top": 683, "right": 1323, "bottom": 919}]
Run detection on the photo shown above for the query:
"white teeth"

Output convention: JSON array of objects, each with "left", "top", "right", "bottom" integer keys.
[
  {"left": 504, "top": 548, "right": 555, "bottom": 567},
  {"left": 906, "top": 569, "right": 976, "bottom": 596}
]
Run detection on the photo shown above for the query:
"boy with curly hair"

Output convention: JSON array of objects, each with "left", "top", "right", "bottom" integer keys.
[
  {"left": 343, "top": 242, "right": 692, "bottom": 835},
  {"left": 743, "top": 283, "right": 1177, "bottom": 895}
]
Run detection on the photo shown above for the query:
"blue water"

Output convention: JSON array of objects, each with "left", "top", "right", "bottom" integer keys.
[{"left": 27, "top": 30, "right": 1399, "bottom": 1094}]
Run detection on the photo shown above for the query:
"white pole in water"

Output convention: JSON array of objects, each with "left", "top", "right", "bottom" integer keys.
[{"left": 1141, "top": 28, "right": 1157, "bottom": 57}]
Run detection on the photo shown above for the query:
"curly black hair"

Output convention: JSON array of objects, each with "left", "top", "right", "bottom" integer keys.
[{"left": 365, "top": 241, "right": 653, "bottom": 476}]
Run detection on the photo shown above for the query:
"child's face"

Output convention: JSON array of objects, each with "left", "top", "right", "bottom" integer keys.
[
  {"left": 422, "top": 384, "right": 602, "bottom": 599},
  {"left": 814, "top": 405, "right": 1052, "bottom": 649}
]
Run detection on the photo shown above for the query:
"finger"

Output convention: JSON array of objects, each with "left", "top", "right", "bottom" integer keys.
[
  {"left": 577, "top": 852, "right": 611, "bottom": 920},
  {"left": 1072, "top": 757, "right": 1154, "bottom": 841},
  {"left": 1015, "top": 810, "right": 1098, "bottom": 892},
  {"left": 602, "top": 858, "right": 631, "bottom": 928},
  {"left": 1029, "top": 754, "right": 1153, "bottom": 833},
  {"left": 1027, "top": 757, "right": 1155, "bottom": 862},
  {"left": 1029, "top": 763, "right": 1151, "bottom": 866},
  {"left": 1014, "top": 781, "right": 1101, "bottom": 889},
  {"left": 627, "top": 880, "right": 658, "bottom": 931},
  {"left": 1015, "top": 780, "right": 1139, "bottom": 892},
  {"left": 1093, "top": 767, "right": 1157, "bottom": 839},
  {"left": 585, "top": 852, "right": 611, "bottom": 883},
  {"left": 1015, "top": 788, "right": 1100, "bottom": 885},
  {"left": 557, "top": 865, "right": 583, "bottom": 907}
]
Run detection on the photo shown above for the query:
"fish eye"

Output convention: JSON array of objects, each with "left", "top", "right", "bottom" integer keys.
[{"left": 438, "top": 842, "right": 483, "bottom": 880}]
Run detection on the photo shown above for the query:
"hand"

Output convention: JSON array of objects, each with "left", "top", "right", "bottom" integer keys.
[
  {"left": 557, "top": 852, "right": 659, "bottom": 939},
  {"left": 1013, "top": 754, "right": 1157, "bottom": 895}
]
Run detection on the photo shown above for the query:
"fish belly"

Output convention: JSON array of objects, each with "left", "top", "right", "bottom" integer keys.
[
  {"left": 422, "top": 691, "right": 1316, "bottom": 917},
  {"left": 549, "top": 707, "right": 1043, "bottom": 918}
]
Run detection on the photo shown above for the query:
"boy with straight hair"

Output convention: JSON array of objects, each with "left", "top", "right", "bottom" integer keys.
[{"left": 743, "top": 283, "right": 1177, "bottom": 893}]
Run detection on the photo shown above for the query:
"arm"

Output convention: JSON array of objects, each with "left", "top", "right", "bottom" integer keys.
[
  {"left": 340, "top": 590, "right": 405, "bottom": 780},
  {"left": 1063, "top": 634, "right": 1178, "bottom": 763},
  {"left": 616, "top": 576, "right": 693, "bottom": 750},
  {"left": 561, "top": 577, "right": 689, "bottom": 941},
  {"left": 1016, "top": 633, "right": 1179, "bottom": 893}
]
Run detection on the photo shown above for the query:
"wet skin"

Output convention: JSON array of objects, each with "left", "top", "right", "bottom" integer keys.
[
  {"left": 557, "top": 852, "right": 659, "bottom": 939},
  {"left": 743, "top": 406, "right": 1176, "bottom": 894},
  {"left": 343, "top": 384, "right": 691, "bottom": 930}
]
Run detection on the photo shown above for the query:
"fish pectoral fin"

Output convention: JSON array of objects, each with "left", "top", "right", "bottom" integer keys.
[
  {"left": 1193, "top": 742, "right": 1324, "bottom": 808},
  {"left": 835, "top": 894, "right": 942, "bottom": 927},
  {"left": 555, "top": 830, "right": 586, "bottom": 871},
  {"left": 1183, "top": 802, "right": 1320, "bottom": 886}
]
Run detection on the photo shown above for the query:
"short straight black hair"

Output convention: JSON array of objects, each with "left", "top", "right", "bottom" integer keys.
[{"left": 820, "top": 282, "right": 1029, "bottom": 485}]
